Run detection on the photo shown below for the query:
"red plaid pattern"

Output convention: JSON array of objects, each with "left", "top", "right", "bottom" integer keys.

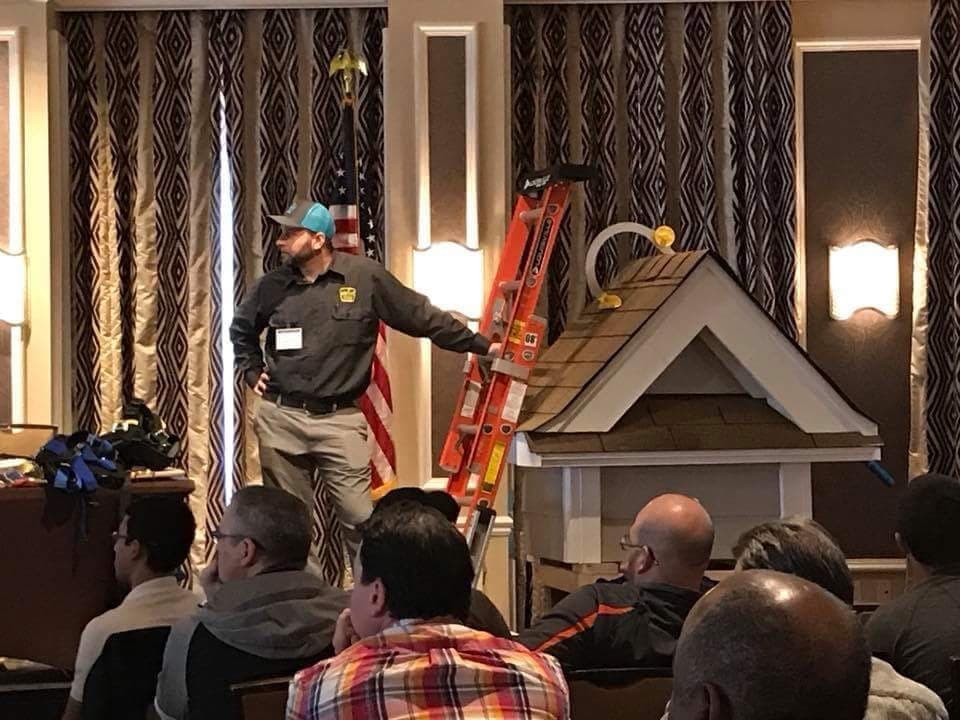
[{"left": 286, "top": 622, "right": 570, "bottom": 720}]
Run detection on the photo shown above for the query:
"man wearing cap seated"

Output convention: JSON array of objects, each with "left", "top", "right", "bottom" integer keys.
[{"left": 230, "top": 200, "right": 497, "bottom": 570}]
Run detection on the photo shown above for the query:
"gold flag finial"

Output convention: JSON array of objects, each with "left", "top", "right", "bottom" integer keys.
[{"left": 329, "top": 48, "right": 368, "bottom": 102}]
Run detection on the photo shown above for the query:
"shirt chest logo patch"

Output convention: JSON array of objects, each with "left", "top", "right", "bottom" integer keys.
[{"left": 339, "top": 286, "right": 357, "bottom": 303}]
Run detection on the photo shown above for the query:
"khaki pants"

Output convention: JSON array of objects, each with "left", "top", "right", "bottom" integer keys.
[{"left": 255, "top": 401, "right": 372, "bottom": 575}]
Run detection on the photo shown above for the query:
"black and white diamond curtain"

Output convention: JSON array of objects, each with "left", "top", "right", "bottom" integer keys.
[
  {"left": 68, "top": 11, "right": 220, "bottom": 569},
  {"left": 925, "top": 0, "right": 960, "bottom": 478},
  {"left": 67, "top": 8, "right": 386, "bottom": 583},
  {"left": 508, "top": 2, "right": 796, "bottom": 341}
]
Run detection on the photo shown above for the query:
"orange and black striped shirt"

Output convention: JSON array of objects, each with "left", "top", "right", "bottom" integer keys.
[{"left": 518, "top": 578, "right": 710, "bottom": 670}]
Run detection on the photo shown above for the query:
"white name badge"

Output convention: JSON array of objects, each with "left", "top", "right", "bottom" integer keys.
[{"left": 275, "top": 327, "right": 303, "bottom": 351}]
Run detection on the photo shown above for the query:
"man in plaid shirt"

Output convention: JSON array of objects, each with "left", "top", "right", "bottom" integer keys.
[{"left": 286, "top": 503, "right": 570, "bottom": 719}]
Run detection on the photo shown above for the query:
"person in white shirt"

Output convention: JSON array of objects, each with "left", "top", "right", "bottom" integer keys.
[{"left": 61, "top": 496, "right": 199, "bottom": 720}]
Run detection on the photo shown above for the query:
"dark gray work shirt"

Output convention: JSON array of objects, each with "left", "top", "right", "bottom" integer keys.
[
  {"left": 866, "top": 568, "right": 960, "bottom": 717},
  {"left": 230, "top": 252, "right": 489, "bottom": 401}
]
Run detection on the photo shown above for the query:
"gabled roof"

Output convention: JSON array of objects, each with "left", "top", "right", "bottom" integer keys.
[{"left": 515, "top": 251, "right": 879, "bottom": 461}]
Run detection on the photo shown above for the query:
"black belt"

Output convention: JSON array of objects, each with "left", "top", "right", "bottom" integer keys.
[{"left": 262, "top": 393, "right": 350, "bottom": 416}]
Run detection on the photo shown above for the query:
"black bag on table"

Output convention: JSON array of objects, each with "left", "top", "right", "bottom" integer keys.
[{"left": 101, "top": 399, "right": 181, "bottom": 471}]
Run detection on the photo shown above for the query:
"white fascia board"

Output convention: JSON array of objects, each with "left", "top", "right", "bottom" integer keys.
[{"left": 510, "top": 441, "right": 881, "bottom": 469}]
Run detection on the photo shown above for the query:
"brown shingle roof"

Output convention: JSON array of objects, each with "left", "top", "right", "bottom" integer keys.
[
  {"left": 517, "top": 250, "right": 882, "bottom": 455},
  {"left": 523, "top": 394, "right": 883, "bottom": 455},
  {"left": 519, "top": 250, "right": 709, "bottom": 432}
]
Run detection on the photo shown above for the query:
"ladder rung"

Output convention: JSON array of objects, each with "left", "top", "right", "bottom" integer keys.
[
  {"left": 457, "top": 424, "right": 480, "bottom": 436},
  {"left": 499, "top": 280, "right": 521, "bottom": 293},
  {"left": 520, "top": 207, "right": 544, "bottom": 225},
  {"left": 490, "top": 358, "right": 531, "bottom": 380}
]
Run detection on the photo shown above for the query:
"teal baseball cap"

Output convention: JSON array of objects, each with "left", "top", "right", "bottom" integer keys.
[{"left": 269, "top": 200, "right": 336, "bottom": 240}]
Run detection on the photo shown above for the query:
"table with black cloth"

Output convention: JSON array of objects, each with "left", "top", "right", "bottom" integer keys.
[{"left": 0, "top": 477, "right": 194, "bottom": 670}]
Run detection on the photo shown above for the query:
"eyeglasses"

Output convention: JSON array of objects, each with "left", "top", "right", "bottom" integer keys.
[
  {"left": 211, "top": 529, "right": 262, "bottom": 548},
  {"left": 619, "top": 535, "right": 661, "bottom": 566}
]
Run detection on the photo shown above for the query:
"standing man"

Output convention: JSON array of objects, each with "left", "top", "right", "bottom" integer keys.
[{"left": 230, "top": 200, "right": 495, "bottom": 571}]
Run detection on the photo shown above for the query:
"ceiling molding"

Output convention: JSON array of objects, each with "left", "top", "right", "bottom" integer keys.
[
  {"left": 53, "top": 0, "right": 822, "bottom": 9},
  {"left": 54, "top": 0, "right": 384, "bottom": 11}
]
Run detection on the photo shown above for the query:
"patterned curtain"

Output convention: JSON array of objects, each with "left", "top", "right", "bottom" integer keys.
[
  {"left": 68, "top": 8, "right": 387, "bottom": 581},
  {"left": 926, "top": 0, "right": 960, "bottom": 477},
  {"left": 680, "top": 4, "right": 720, "bottom": 255},
  {"left": 728, "top": 2, "right": 797, "bottom": 339},
  {"left": 68, "top": 12, "right": 218, "bottom": 565},
  {"left": 508, "top": 2, "right": 796, "bottom": 340}
]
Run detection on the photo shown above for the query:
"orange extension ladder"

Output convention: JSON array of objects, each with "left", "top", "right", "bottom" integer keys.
[{"left": 441, "top": 164, "right": 596, "bottom": 573}]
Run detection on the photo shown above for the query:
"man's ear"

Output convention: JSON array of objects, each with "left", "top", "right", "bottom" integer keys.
[
  {"left": 369, "top": 578, "right": 388, "bottom": 618},
  {"left": 671, "top": 683, "right": 728, "bottom": 720},
  {"left": 671, "top": 684, "right": 709, "bottom": 720},
  {"left": 702, "top": 683, "right": 728, "bottom": 720},
  {"left": 238, "top": 538, "right": 259, "bottom": 568},
  {"left": 128, "top": 538, "right": 145, "bottom": 562},
  {"left": 635, "top": 546, "right": 656, "bottom": 575},
  {"left": 314, "top": 232, "right": 327, "bottom": 250},
  {"left": 894, "top": 531, "right": 909, "bottom": 557}
]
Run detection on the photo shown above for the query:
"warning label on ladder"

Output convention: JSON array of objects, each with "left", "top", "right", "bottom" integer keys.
[
  {"left": 502, "top": 380, "right": 527, "bottom": 424},
  {"left": 483, "top": 441, "right": 506, "bottom": 492},
  {"left": 461, "top": 382, "right": 481, "bottom": 418}
]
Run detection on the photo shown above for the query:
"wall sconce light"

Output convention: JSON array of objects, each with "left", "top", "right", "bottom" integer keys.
[
  {"left": 0, "top": 248, "right": 25, "bottom": 326},
  {"left": 413, "top": 240, "right": 484, "bottom": 321},
  {"left": 829, "top": 240, "right": 899, "bottom": 320}
]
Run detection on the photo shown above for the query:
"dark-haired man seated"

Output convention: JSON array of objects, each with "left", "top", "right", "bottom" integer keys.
[
  {"left": 519, "top": 493, "right": 714, "bottom": 670},
  {"left": 287, "top": 503, "right": 570, "bottom": 719},
  {"left": 62, "top": 496, "right": 199, "bottom": 720},
  {"left": 152, "top": 486, "right": 347, "bottom": 720},
  {"left": 374, "top": 486, "right": 511, "bottom": 637},
  {"left": 867, "top": 473, "right": 960, "bottom": 717}
]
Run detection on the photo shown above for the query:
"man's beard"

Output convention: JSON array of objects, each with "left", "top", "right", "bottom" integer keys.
[{"left": 287, "top": 245, "right": 322, "bottom": 264}]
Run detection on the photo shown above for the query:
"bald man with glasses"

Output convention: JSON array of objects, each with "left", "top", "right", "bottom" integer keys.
[{"left": 519, "top": 494, "right": 716, "bottom": 671}]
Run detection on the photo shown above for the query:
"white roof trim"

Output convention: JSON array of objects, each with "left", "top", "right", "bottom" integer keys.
[
  {"left": 510, "top": 432, "right": 881, "bottom": 469},
  {"left": 539, "top": 258, "right": 878, "bottom": 436}
]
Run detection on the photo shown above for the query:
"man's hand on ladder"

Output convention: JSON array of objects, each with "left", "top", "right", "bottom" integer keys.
[{"left": 476, "top": 343, "right": 502, "bottom": 382}]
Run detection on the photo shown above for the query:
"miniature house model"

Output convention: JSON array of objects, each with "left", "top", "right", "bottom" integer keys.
[{"left": 512, "top": 250, "right": 881, "bottom": 566}]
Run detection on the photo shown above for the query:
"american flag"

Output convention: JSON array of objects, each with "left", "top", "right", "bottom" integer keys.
[{"left": 329, "top": 94, "right": 396, "bottom": 497}]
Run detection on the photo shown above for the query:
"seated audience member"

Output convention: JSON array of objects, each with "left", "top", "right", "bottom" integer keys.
[
  {"left": 287, "top": 503, "right": 570, "bottom": 719},
  {"left": 374, "top": 486, "right": 512, "bottom": 637},
  {"left": 867, "top": 473, "right": 960, "bottom": 717},
  {"left": 670, "top": 570, "right": 872, "bottom": 720},
  {"left": 62, "top": 496, "right": 198, "bottom": 720},
  {"left": 153, "top": 486, "right": 347, "bottom": 720},
  {"left": 733, "top": 519, "right": 947, "bottom": 720},
  {"left": 519, "top": 493, "right": 715, "bottom": 669}
]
